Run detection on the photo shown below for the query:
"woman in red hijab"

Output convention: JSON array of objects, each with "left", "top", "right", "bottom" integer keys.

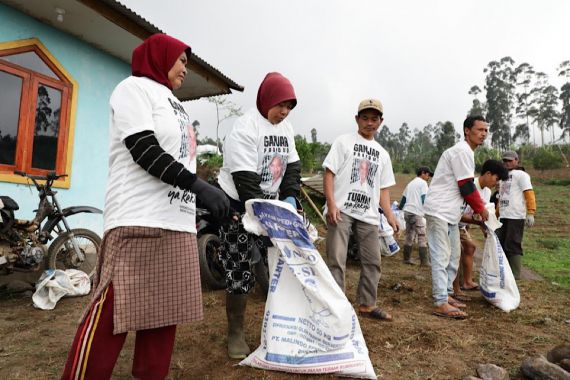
[
  {"left": 216, "top": 72, "right": 301, "bottom": 359},
  {"left": 61, "top": 33, "right": 228, "bottom": 380}
]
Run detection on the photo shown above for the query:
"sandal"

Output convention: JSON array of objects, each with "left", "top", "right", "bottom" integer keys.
[
  {"left": 450, "top": 293, "right": 471, "bottom": 302},
  {"left": 359, "top": 307, "right": 393, "bottom": 322},
  {"left": 461, "top": 284, "right": 480, "bottom": 291},
  {"left": 448, "top": 297, "right": 467, "bottom": 309},
  {"left": 433, "top": 307, "right": 468, "bottom": 319}
]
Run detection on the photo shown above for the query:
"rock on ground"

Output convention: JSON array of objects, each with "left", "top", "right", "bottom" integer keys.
[
  {"left": 476, "top": 363, "right": 509, "bottom": 380},
  {"left": 560, "top": 359, "right": 570, "bottom": 372},
  {"left": 548, "top": 343, "right": 570, "bottom": 365},
  {"left": 521, "top": 356, "right": 570, "bottom": 380}
]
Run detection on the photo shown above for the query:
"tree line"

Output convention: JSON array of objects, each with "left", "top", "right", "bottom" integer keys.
[
  {"left": 198, "top": 57, "right": 570, "bottom": 174},
  {"left": 469, "top": 57, "right": 570, "bottom": 148}
]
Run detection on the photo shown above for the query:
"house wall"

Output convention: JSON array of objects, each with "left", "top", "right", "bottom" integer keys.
[{"left": 0, "top": 3, "right": 130, "bottom": 235}]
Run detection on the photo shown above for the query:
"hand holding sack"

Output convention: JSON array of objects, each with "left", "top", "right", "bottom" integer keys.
[
  {"left": 190, "top": 178, "right": 230, "bottom": 219},
  {"left": 526, "top": 214, "right": 535, "bottom": 228}
]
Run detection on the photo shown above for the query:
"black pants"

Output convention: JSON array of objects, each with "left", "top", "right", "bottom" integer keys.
[
  {"left": 496, "top": 218, "right": 525, "bottom": 279},
  {"left": 496, "top": 218, "right": 525, "bottom": 257},
  {"left": 219, "top": 196, "right": 267, "bottom": 295}
]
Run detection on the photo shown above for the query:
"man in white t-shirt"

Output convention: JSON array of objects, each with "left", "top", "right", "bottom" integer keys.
[
  {"left": 452, "top": 159, "right": 509, "bottom": 298},
  {"left": 323, "top": 98, "right": 397, "bottom": 322},
  {"left": 496, "top": 151, "right": 536, "bottom": 280},
  {"left": 399, "top": 166, "right": 433, "bottom": 266},
  {"left": 423, "top": 116, "right": 490, "bottom": 319}
]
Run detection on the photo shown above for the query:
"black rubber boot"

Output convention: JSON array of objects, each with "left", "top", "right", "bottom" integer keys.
[
  {"left": 507, "top": 254, "right": 522, "bottom": 280},
  {"left": 226, "top": 293, "right": 250, "bottom": 359},
  {"left": 419, "top": 247, "right": 430, "bottom": 267},
  {"left": 403, "top": 245, "right": 414, "bottom": 265}
]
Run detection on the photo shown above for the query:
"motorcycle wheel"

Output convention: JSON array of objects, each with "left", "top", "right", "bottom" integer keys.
[
  {"left": 347, "top": 235, "right": 360, "bottom": 263},
  {"left": 198, "top": 233, "right": 226, "bottom": 290},
  {"left": 47, "top": 228, "right": 101, "bottom": 279}
]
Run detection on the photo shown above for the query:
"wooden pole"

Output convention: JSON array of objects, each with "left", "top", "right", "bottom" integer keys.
[{"left": 301, "top": 186, "right": 327, "bottom": 226}]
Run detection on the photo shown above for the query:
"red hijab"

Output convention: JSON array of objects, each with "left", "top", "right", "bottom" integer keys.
[
  {"left": 131, "top": 33, "right": 191, "bottom": 90},
  {"left": 256, "top": 72, "right": 297, "bottom": 119}
]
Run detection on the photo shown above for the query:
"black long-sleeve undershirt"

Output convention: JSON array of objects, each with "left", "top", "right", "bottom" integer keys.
[{"left": 124, "top": 130, "right": 197, "bottom": 190}]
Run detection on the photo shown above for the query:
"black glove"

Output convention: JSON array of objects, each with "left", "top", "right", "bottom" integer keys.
[{"left": 190, "top": 178, "right": 230, "bottom": 219}]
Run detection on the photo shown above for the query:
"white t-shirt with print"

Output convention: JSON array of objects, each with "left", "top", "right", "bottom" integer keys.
[
  {"left": 104, "top": 76, "right": 197, "bottom": 233},
  {"left": 499, "top": 169, "right": 533, "bottom": 219},
  {"left": 402, "top": 177, "right": 429, "bottom": 216},
  {"left": 423, "top": 140, "right": 475, "bottom": 224},
  {"left": 322, "top": 133, "right": 395, "bottom": 226},
  {"left": 218, "top": 108, "right": 300, "bottom": 201}
]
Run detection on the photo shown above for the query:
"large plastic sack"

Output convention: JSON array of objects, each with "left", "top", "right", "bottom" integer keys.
[
  {"left": 242, "top": 199, "right": 376, "bottom": 379},
  {"left": 479, "top": 206, "right": 520, "bottom": 312},
  {"left": 390, "top": 202, "right": 406, "bottom": 232},
  {"left": 32, "top": 269, "right": 91, "bottom": 310},
  {"left": 378, "top": 212, "right": 399, "bottom": 256}
]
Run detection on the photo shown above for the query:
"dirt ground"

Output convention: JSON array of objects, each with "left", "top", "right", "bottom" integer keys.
[
  {"left": 1, "top": 251, "right": 569, "bottom": 380},
  {"left": 1, "top": 173, "right": 569, "bottom": 379}
]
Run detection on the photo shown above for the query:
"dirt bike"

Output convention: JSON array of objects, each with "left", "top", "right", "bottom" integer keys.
[
  {"left": 195, "top": 206, "right": 269, "bottom": 294},
  {"left": 0, "top": 171, "right": 102, "bottom": 278}
]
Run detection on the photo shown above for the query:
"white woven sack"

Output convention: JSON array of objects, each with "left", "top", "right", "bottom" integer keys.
[{"left": 241, "top": 200, "right": 376, "bottom": 379}]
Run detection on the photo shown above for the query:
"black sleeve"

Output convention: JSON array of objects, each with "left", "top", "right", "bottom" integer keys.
[
  {"left": 124, "top": 130, "right": 197, "bottom": 190},
  {"left": 232, "top": 171, "right": 264, "bottom": 202},
  {"left": 279, "top": 160, "right": 301, "bottom": 200}
]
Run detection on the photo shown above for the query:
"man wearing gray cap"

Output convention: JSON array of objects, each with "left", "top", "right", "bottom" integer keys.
[
  {"left": 399, "top": 166, "right": 433, "bottom": 266},
  {"left": 496, "top": 151, "right": 536, "bottom": 280}
]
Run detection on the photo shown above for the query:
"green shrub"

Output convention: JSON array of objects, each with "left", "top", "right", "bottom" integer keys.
[{"left": 532, "top": 147, "right": 563, "bottom": 171}]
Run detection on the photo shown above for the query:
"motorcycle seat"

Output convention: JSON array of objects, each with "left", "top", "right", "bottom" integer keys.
[{"left": 0, "top": 196, "right": 19, "bottom": 211}]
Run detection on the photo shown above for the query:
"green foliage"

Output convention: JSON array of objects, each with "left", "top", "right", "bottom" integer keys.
[
  {"left": 484, "top": 57, "right": 517, "bottom": 150},
  {"left": 532, "top": 147, "right": 563, "bottom": 171},
  {"left": 540, "top": 178, "right": 570, "bottom": 186},
  {"left": 523, "top": 183, "right": 570, "bottom": 288},
  {"left": 474, "top": 146, "right": 501, "bottom": 172},
  {"left": 294, "top": 135, "right": 330, "bottom": 173}
]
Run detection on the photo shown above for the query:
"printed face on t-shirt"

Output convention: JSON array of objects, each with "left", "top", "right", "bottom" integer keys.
[
  {"left": 268, "top": 154, "right": 284, "bottom": 184},
  {"left": 187, "top": 125, "right": 197, "bottom": 162},
  {"left": 358, "top": 159, "right": 370, "bottom": 185}
]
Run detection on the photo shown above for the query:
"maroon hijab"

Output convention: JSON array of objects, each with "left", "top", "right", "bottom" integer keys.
[
  {"left": 131, "top": 33, "right": 191, "bottom": 90},
  {"left": 256, "top": 72, "right": 297, "bottom": 119}
]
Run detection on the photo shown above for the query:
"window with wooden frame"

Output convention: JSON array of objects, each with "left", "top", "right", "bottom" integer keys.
[{"left": 0, "top": 39, "right": 77, "bottom": 188}]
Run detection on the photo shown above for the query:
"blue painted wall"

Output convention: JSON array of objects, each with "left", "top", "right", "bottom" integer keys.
[{"left": 0, "top": 3, "right": 130, "bottom": 235}]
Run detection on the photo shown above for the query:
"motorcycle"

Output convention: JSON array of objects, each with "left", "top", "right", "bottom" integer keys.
[
  {"left": 0, "top": 171, "right": 102, "bottom": 278},
  {"left": 195, "top": 206, "right": 269, "bottom": 294}
]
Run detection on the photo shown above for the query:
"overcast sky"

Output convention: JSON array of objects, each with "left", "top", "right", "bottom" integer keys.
[{"left": 120, "top": 0, "right": 570, "bottom": 144}]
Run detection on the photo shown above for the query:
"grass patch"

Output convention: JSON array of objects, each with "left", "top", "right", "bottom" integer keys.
[
  {"left": 523, "top": 184, "right": 570, "bottom": 288},
  {"left": 537, "top": 178, "right": 570, "bottom": 186}
]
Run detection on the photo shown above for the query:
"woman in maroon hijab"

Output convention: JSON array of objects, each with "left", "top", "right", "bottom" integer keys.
[
  {"left": 61, "top": 33, "right": 228, "bottom": 380},
  {"left": 216, "top": 72, "right": 301, "bottom": 359}
]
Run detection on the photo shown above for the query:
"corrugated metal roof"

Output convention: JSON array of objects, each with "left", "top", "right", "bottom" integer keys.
[{"left": 101, "top": 0, "right": 243, "bottom": 92}]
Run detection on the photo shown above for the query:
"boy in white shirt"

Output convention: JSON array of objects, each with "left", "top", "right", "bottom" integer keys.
[
  {"left": 323, "top": 99, "right": 398, "bottom": 322},
  {"left": 452, "top": 159, "right": 509, "bottom": 299},
  {"left": 399, "top": 166, "right": 433, "bottom": 266}
]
